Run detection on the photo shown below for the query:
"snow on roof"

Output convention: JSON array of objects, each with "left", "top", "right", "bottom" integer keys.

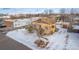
[
  {"left": 5, "top": 19, "right": 15, "bottom": 22},
  {"left": 74, "top": 17, "right": 79, "bottom": 20},
  {"left": 73, "top": 25, "right": 79, "bottom": 30}
]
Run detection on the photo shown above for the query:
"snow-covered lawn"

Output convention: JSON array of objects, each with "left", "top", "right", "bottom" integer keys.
[{"left": 6, "top": 25, "right": 79, "bottom": 50}]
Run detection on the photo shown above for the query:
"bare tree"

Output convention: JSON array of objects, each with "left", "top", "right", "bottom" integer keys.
[
  {"left": 49, "top": 9, "right": 53, "bottom": 15},
  {"left": 68, "top": 8, "right": 74, "bottom": 32},
  {"left": 71, "top": 8, "right": 74, "bottom": 14},
  {"left": 44, "top": 9, "right": 53, "bottom": 15},
  {"left": 60, "top": 8, "right": 66, "bottom": 14}
]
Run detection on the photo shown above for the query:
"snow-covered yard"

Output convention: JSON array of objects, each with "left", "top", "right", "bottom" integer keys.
[{"left": 6, "top": 25, "right": 79, "bottom": 50}]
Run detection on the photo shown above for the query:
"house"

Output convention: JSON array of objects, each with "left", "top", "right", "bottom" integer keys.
[
  {"left": 4, "top": 18, "right": 32, "bottom": 28},
  {"left": 72, "top": 17, "right": 79, "bottom": 31},
  {"left": 4, "top": 19, "right": 14, "bottom": 27},
  {"left": 60, "top": 15, "right": 71, "bottom": 29},
  {"left": 67, "top": 17, "right": 79, "bottom": 32},
  {"left": 0, "top": 18, "right": 5, "bottom": 26},
  {"left": 32, "top": 17, "right": 56, "bottom": 35},
  {"left": 62, "top": 22, "right": 70, "bottom": 28}
]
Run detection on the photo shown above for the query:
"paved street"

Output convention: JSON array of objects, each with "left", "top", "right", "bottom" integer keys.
[{"left": 0, "top": 32, "right": 31, "bottom": 50}]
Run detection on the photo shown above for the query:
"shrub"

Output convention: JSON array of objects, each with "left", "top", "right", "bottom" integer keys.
[{"left": 26, "top": 24, "right": 34, "bottom": 33}]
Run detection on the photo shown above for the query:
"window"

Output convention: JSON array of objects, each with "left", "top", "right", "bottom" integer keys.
[
  {"left": 52, "top": 25, "right": 54, "bottom": 28},
  {"left": 45, "top": 26, "right": 48, "bottom": 30}
]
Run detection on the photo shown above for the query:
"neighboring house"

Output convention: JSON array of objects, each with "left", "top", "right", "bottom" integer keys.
[
  {"left": 13, "top": 19, "right": 32, "bottom": 28},
  {"left": 72, "top": 17, "right": 79, "bottom": 30},
  {"left": 0, "top": 18, "right": 4, "bottom": 25},
  {"left": 4, "top": 18, "right": 32, "bottom": 28},
  {"left": 0, "top": 18, "right": 6, "bottom": 28},
  {"left": 60, "top": 15, "right": 71, "bottom": 29},
  {"left": 62, "top": 22, "right": 70, "bottom": 29},
  {"left": 4, "top": 19, "right": 14, "bottom": 27},
  {"left": 0, "top": 15, "right": 10, "bottom": 28},
  {"left": 67, "top": 17, "right": 79, "bottom": 32}
]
